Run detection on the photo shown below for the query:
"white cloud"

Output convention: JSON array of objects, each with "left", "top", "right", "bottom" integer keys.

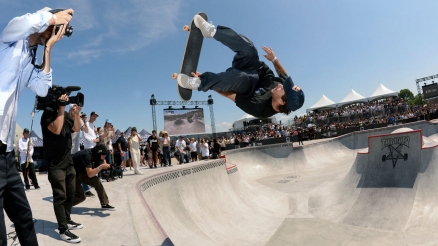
[
  {"left": 215, "top": 121, "right": 232, "bottom": 132},
  {"left": 66, "top": 0, "right": 181, "bottom": 62}
]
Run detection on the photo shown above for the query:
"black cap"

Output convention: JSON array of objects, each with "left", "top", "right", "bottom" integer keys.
[
  {"left": 93, "top": 144, "right": 107, "bottom": 155},
  {"left": 91, "top": 111, "right": 99, "bottom": 117},
  {"left": 23, "top": 128, "right": 30, "bottom": 133},
  {"left": 283, "top": 76, "right": 305, "bottom": 112}
]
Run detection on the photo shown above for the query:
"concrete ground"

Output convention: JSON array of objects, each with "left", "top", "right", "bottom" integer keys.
[{"left": 6, "top": 120, "right": 438, "bottom": 246}]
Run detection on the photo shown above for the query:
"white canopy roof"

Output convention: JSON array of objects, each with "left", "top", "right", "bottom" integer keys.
[
  {"left": 306, "top": 95, "right": 337, "bottom": 113},
  {"left": 338, "top": 89, "right": 368, "bottom": 106},
  {"left": 368, "top": 84, "right": 398, "bottom": 101}
]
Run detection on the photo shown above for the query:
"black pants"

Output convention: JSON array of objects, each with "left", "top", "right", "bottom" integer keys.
[
  {"left": 73, "top": 172, "right": 109, "bottom": 206},
  {"left": 21, "top": 163, "right": 38, "bottom": 189},
  {"left": 0, "top": 148, "right": 37, "bottom": 246},
  {"left": 162, "top": 146, "right": 171, "bottom": 166},
  {"left": 47, "top": 159, "right": 76, "bottom": 233},
  {"left": 198, "top": 25, "right": 262, "bottom": 95}
]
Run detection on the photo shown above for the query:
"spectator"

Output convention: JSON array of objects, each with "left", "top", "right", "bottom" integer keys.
[
  {"left": 200, "top": 139, "right": 210, "bottom": 160},
  {"left": 212, "top": 138, "right": 221, "bottom": 159},
  {"left": 175, "top": 136, "right": 187, "bottom": 164},
  {"left": 116, "top": 132, "right": 129, "bottom": 171},
  {"left": 160, "top": 131, "right": 172, "bottom": 167},
  {"left": 128, "top": 127, "right": 143, "bottom": 174},
  {"left": 146, "top": 130, "right": 159, "bottom": 168},
  {"left": 18, "top": 128, "right": 40, "bottom": 190},
  {"left": 190, "top": 138, "right": 198, "bottom": 162},
  {"left": 99, "top": 119, "right": 116, "bottom": 165}
]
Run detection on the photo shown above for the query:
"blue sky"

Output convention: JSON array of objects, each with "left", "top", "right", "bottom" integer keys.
[{"left": 2, "top": 0, "right": 438, "bottom": 136}]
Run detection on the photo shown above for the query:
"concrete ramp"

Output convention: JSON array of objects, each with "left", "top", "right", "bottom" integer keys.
[{"left": 134, "top": 122, "right": 438, "bottom": 245}]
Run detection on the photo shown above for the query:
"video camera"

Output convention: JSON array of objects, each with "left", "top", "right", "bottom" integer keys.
[{"left": 36, "top": 85, "right": 84, "bottom": 110}]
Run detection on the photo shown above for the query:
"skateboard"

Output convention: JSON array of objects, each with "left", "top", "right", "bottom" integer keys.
[{"left": 172, "top": 12, "right": 208, "bottom": 101}]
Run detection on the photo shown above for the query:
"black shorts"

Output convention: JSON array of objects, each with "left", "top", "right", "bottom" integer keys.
[{"left": 191, "top": 152, "right": 197, "bottom": 159}]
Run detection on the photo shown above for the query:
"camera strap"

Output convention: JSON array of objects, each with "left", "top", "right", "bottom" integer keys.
[{"left": 30, "top": 45, "right": 46, "bottom": 70}]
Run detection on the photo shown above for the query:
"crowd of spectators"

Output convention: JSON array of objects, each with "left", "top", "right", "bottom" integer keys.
[{"left": 221, "top": 98, "right": 438, "bottom": 143}]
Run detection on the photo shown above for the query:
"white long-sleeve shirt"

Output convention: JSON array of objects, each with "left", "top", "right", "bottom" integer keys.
[
  {"left": 83, "top": 121, "right": 97, "bottom": 149},
  {"left": 18, "top": 137, "right": 34, "bottom": 164},
  {"left": 0, "top": 11, "right": 53, "bottom": 151}
]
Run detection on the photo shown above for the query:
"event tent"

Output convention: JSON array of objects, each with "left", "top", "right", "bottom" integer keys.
[
  {"left": 338, "top": 89, "right": 368, "bottom": 106},
  {"left": 306, "top": 95, "right": 337, "bottom": 113},
  {"left": 30, "top": 130, "right": 44, "bottom": 147},
  {"left": 368, "top": 83, "right": 398, "bottom": 101}
]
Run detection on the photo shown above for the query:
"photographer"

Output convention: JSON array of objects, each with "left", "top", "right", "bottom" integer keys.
[
  {"left": 41, "top": 94, "right": 82, "bottom": 243},
  {"left": 0, "top": 7, "right": 73, "bottom": 246},
  {"left": 72, "top": 144, "right": 115, "bottom": 210}
]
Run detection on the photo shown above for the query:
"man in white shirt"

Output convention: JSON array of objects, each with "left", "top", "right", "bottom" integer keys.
[
  {"left": 189, "top": 138, "right": 198, "bottom": 162},
  {"left": 79, "top": 111, "right": 99, "bottom": 198},
  {"left": 83, "top": 111, "right": 100, "bottom": 149},
  {"left": 18, "top": 128, "right": 40, "bottom": 190},
  {"left": 175, "top": 136, "right": 187, "bottom": 164},
  {"left": 0, "top": 7, "right": 74, "bottom": 245}
]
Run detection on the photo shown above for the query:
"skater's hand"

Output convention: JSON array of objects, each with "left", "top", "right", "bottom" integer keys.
[
  {"left": 191, "top": 71, "right": 202, "bottom": 78},
  {"left": 262, "top": 46, "right": 276, "bottom": 61}
]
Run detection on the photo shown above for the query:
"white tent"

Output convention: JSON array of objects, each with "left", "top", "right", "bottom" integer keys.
[
  {"left": 338, "top": 89, "right": 368, "bottom": 106},
  {"left": 306, "top": 95, "right": 337, "bottom": 113},
  {"left": 368, "top": 84, "right": 398, "bottom": 101}
]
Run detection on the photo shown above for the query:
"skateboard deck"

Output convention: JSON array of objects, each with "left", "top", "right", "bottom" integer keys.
[{"left": 172, "top": 12, "right": 208, "bottom": 101}]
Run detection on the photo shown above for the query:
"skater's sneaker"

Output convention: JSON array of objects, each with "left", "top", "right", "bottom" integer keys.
[
  {"left": 101, "top": 204, "right": 116, "bottom": 211},
  {"left": 60, "top": 229, "right": 81, "bottom": 243},
  {"left": 67, "top": 220, "right": 83, "bottom": 230},
  {"left": 194, "top": 14, "right": 216, "bottom": 38},
  {"left": 177, "top": 74, "right": 201, "bottom": 90}
]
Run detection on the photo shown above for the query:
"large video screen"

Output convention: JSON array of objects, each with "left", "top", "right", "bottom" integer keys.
[
  {"left": 422, "top": 84, "right": 438, "bottom": 99},
  {"left": 163, "top": 108, "right": 206, "bottom": 135}
]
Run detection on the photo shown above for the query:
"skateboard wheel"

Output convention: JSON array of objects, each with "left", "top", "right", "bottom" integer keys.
[
  {"left": 172, "top": 73, "right": 178, "bottom": 79},
  {"left": 183, "top": 25, "right": 190, "bottom": 31}
]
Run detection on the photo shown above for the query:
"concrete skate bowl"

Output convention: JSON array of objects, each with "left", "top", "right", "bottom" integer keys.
[{"left": 135, "top": 121, "right": 438, "bottom": 245}]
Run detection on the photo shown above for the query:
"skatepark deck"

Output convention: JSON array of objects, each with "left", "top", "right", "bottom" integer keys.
[{"left": 8, "top": 120, "right": 438, "bottom": 245}]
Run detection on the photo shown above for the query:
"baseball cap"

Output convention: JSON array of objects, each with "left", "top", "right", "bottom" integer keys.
[
  {"left": 283, "top": 76, "right": 305, "bottom": 112},
  {"left": 91, "top": 112, "right": 99, "bottom": 117},
  {"left": 23, "top": 128, "right": 30, "bottom": 133},
  {"left": 131, "top": 127, "right": 137, "bottom": 132},
  {"left": 105, "top": 119, "right": 112, "bottom": 124},
  {"left": 93, "top": 144, "right": 107, "bottom": 155}
]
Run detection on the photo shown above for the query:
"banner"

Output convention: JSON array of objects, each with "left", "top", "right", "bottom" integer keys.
[{"left": 163, "top": 108, "right": 206, "bottom": 135}]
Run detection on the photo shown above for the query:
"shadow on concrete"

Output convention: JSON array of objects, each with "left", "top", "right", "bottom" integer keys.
[
  {"left": 34, "top": 219, "right": 59, "bottom": 241},
  {"left": 42, "top": 196, "right": 53, "bottom": 203},
  {"left": 161, "top": 237, "right": 175, "bottom": 246},
  {"left": 71, "top": 207, "right": 111, "bottom": 218}
]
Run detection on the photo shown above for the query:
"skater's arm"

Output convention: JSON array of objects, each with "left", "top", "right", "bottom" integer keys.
[
  {"left": 262, "top": 46, "right": 288, "bottom": 77},
  {"left": 215, "top": 91, "right": 236, "bottom": 102}
]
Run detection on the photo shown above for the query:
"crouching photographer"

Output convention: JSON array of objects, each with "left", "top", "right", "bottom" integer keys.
[
  {"left": 71, "top": 144, "right": 116, "bottom": 210},
  {"left": 40, "top": 86, "right": 84, "bottom": 243}
]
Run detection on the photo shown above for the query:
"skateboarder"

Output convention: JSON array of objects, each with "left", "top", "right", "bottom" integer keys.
[{"left": 177, "top": 14, "right": 305, "bottom": 118}]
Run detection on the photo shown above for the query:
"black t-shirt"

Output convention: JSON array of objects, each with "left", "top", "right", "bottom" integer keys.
[
  {"left": 72, "top": 149, "right": 97, "bottom": 174},
  {"left": 116, "top": 137, "right": 128, "bottom": 151},
  {"left": 213, "top": 142, "right": 221, "bottom": 154},
  {"left": 147, "top": 136, "right": 158, "bottom": 151},
  {"left": 235, "top": 62, "right": 283, "bottom": 118},
  {"left": 41, "top": 110, "right": 73, "bottom": 165}
]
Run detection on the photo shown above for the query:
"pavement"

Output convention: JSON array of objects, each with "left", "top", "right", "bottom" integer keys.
[{"left": 6, "top": 120, "right": 438, "bottom": 245}]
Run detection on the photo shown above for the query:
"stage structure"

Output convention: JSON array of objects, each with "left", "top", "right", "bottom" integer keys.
[
  {"left": 150, "top": 94, "right": 216, "bottom": 136},
  {"left": 415, "top": 74, "right": 438, "bottom": 95}
]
